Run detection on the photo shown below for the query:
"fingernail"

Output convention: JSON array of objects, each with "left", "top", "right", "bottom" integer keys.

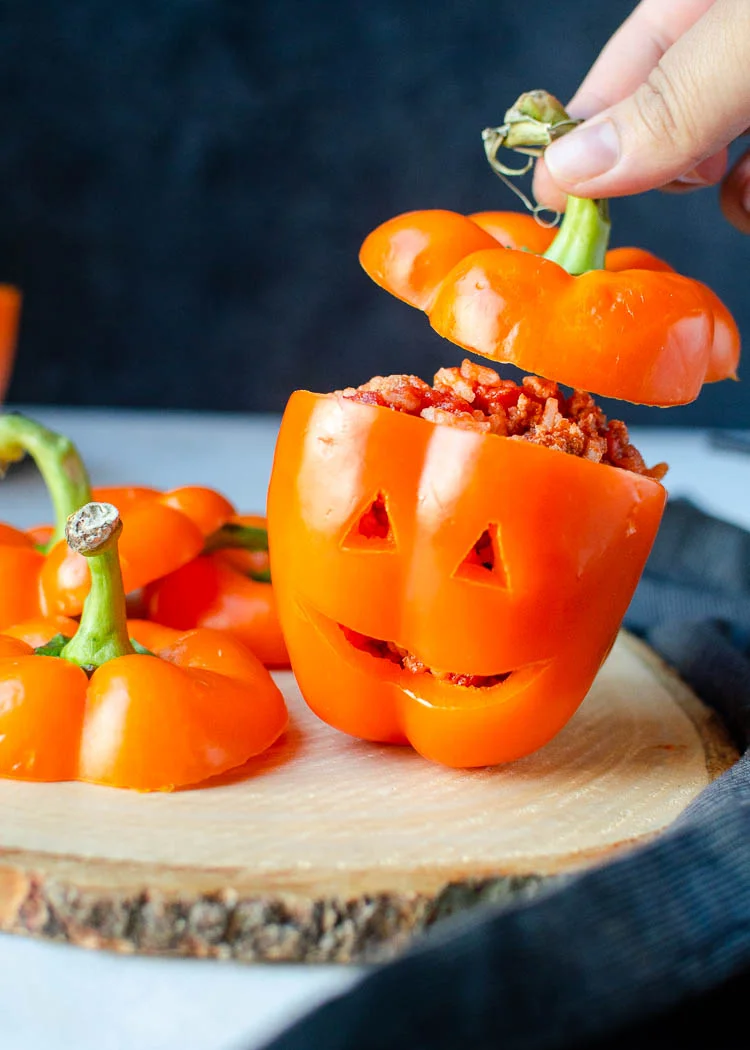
[
  {"left": 674, "top": 168, "right": 711, "bottom": 187},
  {"left": 675, "top": 156, "right": 722, "bottom": 187},
  {"left": 545, "top": 120, "right": 620, "bottom": 184}
]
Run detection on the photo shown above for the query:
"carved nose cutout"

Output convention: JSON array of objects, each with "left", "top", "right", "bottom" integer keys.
[
  {"left": 342, "top": 491, "right": 395, "bottom": 550},
  {"left": 454, "top": 524, "right": 508, "bottom": 587}
]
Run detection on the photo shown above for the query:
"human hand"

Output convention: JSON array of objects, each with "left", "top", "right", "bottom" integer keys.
[{"left": 533, "top": 0, "right": 750, "bottom": 232}]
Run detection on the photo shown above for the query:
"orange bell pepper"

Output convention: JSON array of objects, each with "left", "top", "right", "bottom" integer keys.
[
  {"left": 267, "top": 391, "right": 665, "bottom": 768},
  {"left": 0, "top": 414, "right": 236, "bottom": 627},
  {"left": 144, "top": 514, "right": 290, "bottom": 669},
  {"left": 0, "top": 502, "right": 287, "bottom": 790},
  {"left": 359, "top": 92, "right": 740, "bottom": 407},
  {"left": 91, "top": 484, "right": 234, "bottom": 537},
  {"left": 0, "top": 284, "right": 21, "bottom": 402}
]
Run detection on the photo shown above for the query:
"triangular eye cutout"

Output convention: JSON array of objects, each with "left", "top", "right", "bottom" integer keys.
[
  {"left": 341, "top": 492, "right": 395, "bottom": 550},
  {"left": 454, "top": 524, "right": 508, "bottom": 587}
]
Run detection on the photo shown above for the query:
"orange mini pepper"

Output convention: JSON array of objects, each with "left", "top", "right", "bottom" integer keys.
[
  {"left": 41, "top": 484, "right": 237, "bottom": 618},
  {"left": 0, "top": 502, "right": 287, "bottom": 790},
  {"left": 359, "top": 92, "right": 740, "bottom": 407},
  {"left": 0, "top": 283, "right": 21, "bottom": 402},
  {"left": 144, "top": 514, "right": 290, "bottom": 669},
  {"left": 0, "top": 414, "right": 236, "bottom": 627}
]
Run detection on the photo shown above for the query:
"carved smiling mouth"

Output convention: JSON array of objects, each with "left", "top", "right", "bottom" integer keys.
[
  {"left": 339, "top": 624, "right": 512, "bottom": 689},
  {"left": 301, "top": 602, "right": 547, "bottom": 696}
]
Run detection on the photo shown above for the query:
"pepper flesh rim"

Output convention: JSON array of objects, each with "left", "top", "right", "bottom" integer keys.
[{"left": 319, "top": 389, "right": 667, "bottom": 487}]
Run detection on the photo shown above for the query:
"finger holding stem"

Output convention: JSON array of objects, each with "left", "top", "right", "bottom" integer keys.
[
  {"left": 484, "top": 90, "right": 611, "bottom": 274},
  {"left": 536, "top": 0, "right": 750, "bottom": 207}
]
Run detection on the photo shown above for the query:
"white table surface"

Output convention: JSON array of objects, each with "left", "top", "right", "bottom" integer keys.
[{"left": 1, "top": 406, "right": 750, "bottom": 1050}]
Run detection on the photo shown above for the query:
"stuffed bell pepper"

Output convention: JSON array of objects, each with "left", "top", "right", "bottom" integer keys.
[{"left": 267, "top": 91, "right": 740, "bottom": 769}]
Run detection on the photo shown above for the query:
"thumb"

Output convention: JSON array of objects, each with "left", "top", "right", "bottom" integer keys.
[{"left": 543, "top": 0, "right": 750, "bottom": 199}]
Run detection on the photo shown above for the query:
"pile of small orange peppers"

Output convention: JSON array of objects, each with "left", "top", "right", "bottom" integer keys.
[{"left": 0, "top": 412, "right": 290, "bottom": 790}]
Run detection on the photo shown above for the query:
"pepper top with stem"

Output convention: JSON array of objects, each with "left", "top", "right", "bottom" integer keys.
[
  {"left": 482, "top": 90, "right": 611, "bottom": 275},
  {"left": 357, "top": 86, "right": 739, "bottom": 405}
]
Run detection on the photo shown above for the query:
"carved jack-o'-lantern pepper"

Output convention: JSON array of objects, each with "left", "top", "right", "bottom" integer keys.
[{"left": 267, "top": 91, "right": 740, "bottom": 768}]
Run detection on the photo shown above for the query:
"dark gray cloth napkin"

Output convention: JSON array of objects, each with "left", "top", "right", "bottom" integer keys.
[{"left": 261, "top": 498, "right": 750, "bottom": 1050}]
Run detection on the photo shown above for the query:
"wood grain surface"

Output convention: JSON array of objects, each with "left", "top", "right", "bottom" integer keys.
[{"left": 0, "top": 631, "right": 738, "bottom": 964}]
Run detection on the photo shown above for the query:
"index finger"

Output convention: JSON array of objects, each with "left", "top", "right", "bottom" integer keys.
[
  {"left": 568, "top": 0, "right": 716, "bottom": 118},
  {"left": 534, "top": 0, "right": 719, "bottom": 207}
]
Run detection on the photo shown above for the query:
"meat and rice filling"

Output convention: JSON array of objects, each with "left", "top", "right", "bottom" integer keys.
[{"left": 341, "top": 358, "right": 667, "bottom": 481}]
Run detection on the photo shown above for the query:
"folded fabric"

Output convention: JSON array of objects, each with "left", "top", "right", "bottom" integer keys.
[{"left": 260, "top": 499, "right": 750, "bottom": 1050}]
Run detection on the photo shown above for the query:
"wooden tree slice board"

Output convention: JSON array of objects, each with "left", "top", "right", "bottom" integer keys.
[{"left": 0, "top": 631, "right": 738, "bottom": 964}]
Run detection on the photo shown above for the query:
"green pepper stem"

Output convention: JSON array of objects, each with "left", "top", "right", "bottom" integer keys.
[
  {"left": 0, "top": 413, "right": 92, "bottom": 548},
  {"left": 542, "top": 195, "right": 611, "bottom": 275},
  {"left": 204, "top": 522, "right": 269, "bottom": 554},
  {"left": 203, "top": 522, "right": 272, "bottom": 583},
  {"left": 60, "top": 503, "right": 136, "bottom": 671},
  {"left": 483, "top": 89, "right": 612, "bottom": 275}
]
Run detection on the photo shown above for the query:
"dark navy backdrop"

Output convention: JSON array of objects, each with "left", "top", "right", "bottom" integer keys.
[{"left": 0, "top": 0, "right": 746, "bottom": 425}]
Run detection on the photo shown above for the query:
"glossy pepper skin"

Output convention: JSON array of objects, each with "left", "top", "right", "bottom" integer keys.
[
  {"left": 1, "top": 486, "right": 231, "bottom": 626},
  {"left": 0, "top": 413, "right": 236, "bottom": 628},
  {"left": 92, "top": 485, "right": 234, "bottom": 537},
  {"left": 359, "top": 207, "right": 740, "bottom": 406},
  {"left": 267, "top": 392, "right": 666, "bottom": 768},
  {"left": 40, "top": 484, "right": 236, "bottom": 618},
  {"left": 0, "top": 504, "right": 287, "bottom": 790},
  {"left": 144, "top": 515, "right": 290, "bottom": 669},
  {"left": 0, "top": 525, "right": 45, "bottom": 625}
]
